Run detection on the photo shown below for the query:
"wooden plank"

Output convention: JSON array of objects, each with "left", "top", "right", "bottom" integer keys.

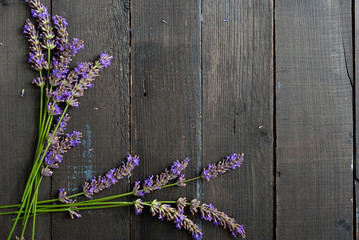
[
  {"left": 356, "top": 1, "right": 359, "bottom": 238},
  {"left": 356, "top": 181, "right": 359, "bottom": 240},
  {"left": 130, "top": 1, "right": 201, "bottom": 239},
  {"left": 0, "top": 1, "right": 52, "bottom": 239},
  {"left": 201, "top": 0, "right": 274, "bottom": 239},
  {"left": 276, "top": 1, "right": 353, "bottom": 239},
  {"left": 51, "top": 0, "right": 130, "bottom": 239}
]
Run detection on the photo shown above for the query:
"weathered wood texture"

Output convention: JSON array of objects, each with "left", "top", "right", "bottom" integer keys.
[
  {"left": 276, "top": 1, "right": 353, "bottom": 239},
  {"left": 50, "top": 0, "right": 130, "bottom": 239},
  {"left": 356, "top": 0, "right": 359, "bottom": 238},
  {"left": 201, "top": 0, "right": 273, "bottom": 239},
  {"left": 1, "top": 0, "right": 358, "bottom": 239},
  {"left": 130, "top": 1, "right": 201, "bottom": 239},
  {"left": 0, "top": 1, "right": 52, "bottom": 239}
]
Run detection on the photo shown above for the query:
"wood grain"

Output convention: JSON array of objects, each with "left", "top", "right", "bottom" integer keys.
[
  {"left": 276, "top": 1, "right": 353, "bottom": 239},
  {"left": 356, "top": 0, "right": 359, "bottom": 238},
  {"left": 0, "top": 1, "right": 51, "bottom": 239},
  {"left": 51, "top": 0, "right": 130, "bottom": 239},
  {"left": 201, "top": 0, "right": 274, "bottom": 239},
  {"left": 130, "top": 1, "right": 201, "bottom": 239}
]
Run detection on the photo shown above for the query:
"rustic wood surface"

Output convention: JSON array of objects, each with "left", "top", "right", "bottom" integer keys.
[
  {"left": 201, "top": 0, "right": 273, "bottom": 239},
  {"left": 130, "top": 1, "right": 201, "bottom": 240},
  {"left": 276, "top": 1, "right": 353, "bottom": 239},
  {"left": 0, "top": 0, "right": 357, "bottom": 239}
]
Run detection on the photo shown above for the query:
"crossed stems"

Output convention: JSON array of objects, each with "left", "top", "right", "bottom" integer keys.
[
  {"left": 6, "top": 49, "right": 66, "bottom": 240},
  {"left": 0, "top": 176, "right": 202, "bottom": 216}
]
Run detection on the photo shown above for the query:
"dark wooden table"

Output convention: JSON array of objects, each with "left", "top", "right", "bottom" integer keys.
[{"left": 0, "top": 0, "right": 355, "bottom": 239}]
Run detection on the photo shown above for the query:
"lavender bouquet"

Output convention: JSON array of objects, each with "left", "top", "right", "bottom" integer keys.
[{"left": 0, "top": 1, "right": 247, "bottom": 239}]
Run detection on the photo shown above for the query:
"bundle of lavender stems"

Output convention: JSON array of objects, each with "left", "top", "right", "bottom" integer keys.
[{"left": 0, "top": 1, "right": 247, "bottom": 239}]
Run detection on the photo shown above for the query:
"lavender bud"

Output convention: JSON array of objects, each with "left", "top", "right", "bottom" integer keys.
[
  {"left": 201, "top": 153, "right": 244, "bottom": 181},
  {"left": 189, "top": 199, "right": 201, "bottom": 215},
  {"left": 176, "top": 197, "right": 187, "bottom": 214},
  {"left": 69, "top": 209, "right": 81, "bottom": 219},
  {"left": 132, "top": 181, "right": 145, "bottom": 197},
  {"left": 133, "top": 199, "right": 144, "bottom": 215},
  {"left": 47, "top": 102, "right": 62, "bottom": 116},
  {"left": 41, "top": 166, "right": 53, "bottom": 176},
  {"left": 32, "top": 77, "right": 45, "bottom": 87},
  {"left": 96, "top": 53, "right": 113, "bottom": 69},
  {"left": 58, "top": 188, "right": 75, "bottom": 204},
  {"left": 176, "top": 174, "right": 186, "bottom": 187}
]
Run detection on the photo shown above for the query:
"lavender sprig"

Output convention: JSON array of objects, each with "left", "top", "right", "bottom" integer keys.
[
  {"left": 143, "top": 200, "right": 203, "bottom": 240},
  {"left": 201, "top": 153, "right": 244, "bottom": 181},
  {"left": 196, "top": 201, "right": 246, "bottom": 238},
  {"left": 23, "top": 19, "right": 45, "bottom": 71},
  {"left": 83, "top": 155, "right": 140, "bottom": 197},
  {"left": 133, "top": 158, "right": 190, "bottom": 197}
]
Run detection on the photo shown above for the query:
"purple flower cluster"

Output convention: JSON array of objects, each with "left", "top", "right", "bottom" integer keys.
[
  {"left": 59, "top": 189, "right": 82, "bottom": 219},
  {"left": 25, "top": 0, "right": 55, "bottom": 67},
  {"left": 83, "top": 155, "right": 140, "bottom": 198},
  {"left": 32, "top": 76, "right": 45, "bottom": 87},
  {"left": 132, "top": 158, "right": 190, "bottom": 197},
  {"left": 23, "top": 19, "right": 45, "bottom": 71},
  {"left": 47, "top": 53, "right": 113, "bottom": 108},
  {"left": 49, "top": 37, "right": 84, "bottom": 87},
  {"left": 24, "top": 0, "right": 113, "bottom": 109},
  {"left": 144, "top": 200, "right": 203, "bottom": 240},
  {"left": 198, "top": 203, "right": 246, "bottom": 238},
  {"left": 201, "top": 153, "right": 244, "bottom": 181},
  {"left": 24, "top": 0, "right": 112, "bottom": 178},
  {"left": 41, "top": 115, "right": 82, "bottom": 176}
]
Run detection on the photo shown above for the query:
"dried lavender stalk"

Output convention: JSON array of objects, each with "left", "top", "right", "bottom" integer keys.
[
  {"left": 190, "top": 199, "right": 246, "bottom": 238},
  {"left": 132, "top": 158, "right": 190, "bottom": 197},
  {"left": 83, "top": 155, "right": 140, "bottom": 197},
  {"left": 201, "top": 153, "right": 244, "bottom": 181}
]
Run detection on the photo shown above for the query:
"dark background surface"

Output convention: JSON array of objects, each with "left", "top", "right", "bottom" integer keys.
[{"left": 0, "top": 0, "right": 355, "bottom": 239}]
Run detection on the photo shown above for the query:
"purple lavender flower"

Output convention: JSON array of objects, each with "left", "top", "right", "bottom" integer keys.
[
  {"left": 176, "top": 174, "right": 186, "bottom": 187},
  {"left": 62, "top": 131, "right": 82, "bottom": 149},
  {"left": 132, "top": 181, "right": 145, "bottom": 197},
  {"left": 83, "top": 155, "right": 140, "bottom": 198},
  {"left": 188, "top": 200, "right": 246, "bottom": 238},
  {"left": 69, "top": 209, "right": 82, "bottom": 219},
  {"left": 46, "top": 102, "right": 62, "bottom": 116},
  {"left": 41, "top": 115, "right": 82, "bottom": 176},
  {"left": 132, "top": 158, "right": 189, "bottom": 197},
  {"left": 189, "top": 199, "right": 201, "bottom": 215},
  {"left": 146, "top": 200, "right": 203, "bottom": 240},
  {"left": 26, "top": 0, "right": 55, "bottom": 48},
  {"left": 97, "top": 53, "right": 113, "bottom": 69},
  {"left": 176, "top": 197, "right": 187, "bottom": 214},
  {"left": 59, "top": 189, "right": 71, "bottom": 204},
  {"left": 53, "top": 15, "right": 69, "bottom": 50},
  {"left": 201, "top": 153, "right": 244, "bottom": 181},
  {"left": 133, "top": 199, "right": 144, "bottom": 215},
  {"left": 41, "top": 166, "right": 53, "bottom": 176},
  {"left": 23, "top": 19, "right": 45, "bottom": 71},
  {"left": 32, "top": 76, "right": 45, "bottom": 87},
  {"left": 49, "top": 38, "right": 84, "bottom": 86}
]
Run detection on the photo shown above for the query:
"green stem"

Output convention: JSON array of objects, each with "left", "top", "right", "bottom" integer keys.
[
  {"left": 39, "top": 71, "right": 43, "bottom": 135},
  {"left": 26, "top": 105, "right": 68, "bottom": 199},
  {"left": 20, "top": 175, "right": 43, "bottom": 238},
  {"left": 8, "top": 106, "right": 68, "bottom": 239},
  {"left": 22, "top": 113, "right": 53, "bottom": 203},
  {"left": 32, "top": 174, "right": 40, "bottom": 240}
]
